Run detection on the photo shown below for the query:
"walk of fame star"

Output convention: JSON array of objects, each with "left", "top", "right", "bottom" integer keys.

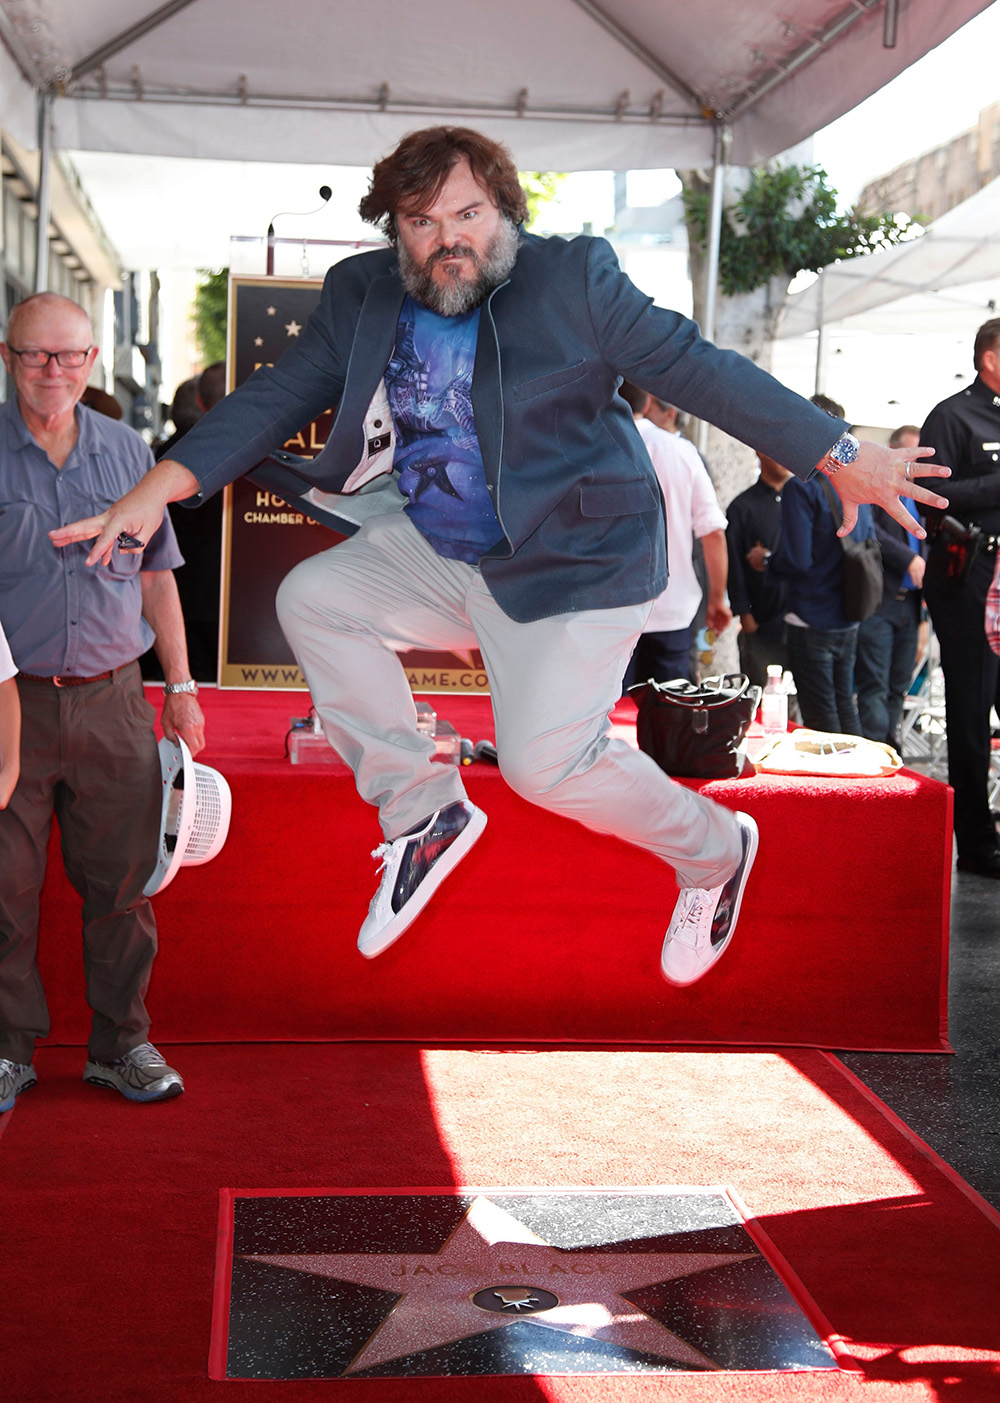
[
  {"left": 219, "top": 1190, "right": 838, "bottom": 1379},
  {"left": 245, "top": 1196, "right": 749, "bottom": 1373}
]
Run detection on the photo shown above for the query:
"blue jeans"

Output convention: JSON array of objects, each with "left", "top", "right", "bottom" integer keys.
[
  {"left": 786, "top": 624, "right": 862, "bottom": 734},
  {"left": 854, "top": 592, "right": 920, "bottom": 745}
]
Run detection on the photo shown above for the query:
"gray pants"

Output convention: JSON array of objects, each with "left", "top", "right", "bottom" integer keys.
[
  {"left": 277, "top": 513, "right": 741, "bottom": 891},
  {"left": 0, "top": 664, "right": 160, "bottom": 1063}
]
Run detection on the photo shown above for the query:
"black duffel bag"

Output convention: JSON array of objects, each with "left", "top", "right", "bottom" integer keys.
[{"left": 630, "top": 673, "right": 762, "bottom": 779}]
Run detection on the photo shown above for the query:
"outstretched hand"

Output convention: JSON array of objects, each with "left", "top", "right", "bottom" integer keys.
[
  {"left": 827, "top": 442, "right": 950, "bottom": 537},
  {"left": 48, "top": 459, "right": 199, "bottom": 565}
]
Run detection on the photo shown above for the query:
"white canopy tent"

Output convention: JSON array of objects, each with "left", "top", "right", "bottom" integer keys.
[
  {"left": 773, "top": 175, "right": 1000, "bottom": 425},
  {"left": 780, "top": 173, "right": 1000, "bottom": 339},
  {"left": 0, "top": 0, "right": 993, "bottom": 339}
]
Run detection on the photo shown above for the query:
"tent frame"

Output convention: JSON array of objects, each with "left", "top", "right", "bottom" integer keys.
[{"left": 2, "top": 0, "right": 900, "bottom": 324}]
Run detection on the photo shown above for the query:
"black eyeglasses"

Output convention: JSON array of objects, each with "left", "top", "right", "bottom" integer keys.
[{"left": 7, "top": 346, "right": 93, "bottom": 368}]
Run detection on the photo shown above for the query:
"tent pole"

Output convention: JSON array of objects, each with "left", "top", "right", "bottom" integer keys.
[
  {"left": 702, "top": 120, "right": 729, "bottom": 345},
  {"left": 814, "top": 276, "right": 827, "bottom": 396},
  {"left": 33, "top": 92, "right": 54, "bottom": 294},
  {"left": 696, "top": 120, "right": 729, "bottom": 456}
]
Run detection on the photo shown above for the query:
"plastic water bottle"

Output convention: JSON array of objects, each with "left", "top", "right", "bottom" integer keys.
[{"left": 760, "top": 664, "right": 788, "bottom": 736}]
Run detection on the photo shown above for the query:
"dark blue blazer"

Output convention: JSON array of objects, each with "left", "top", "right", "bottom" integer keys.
[{"left": 173, "top": 234, "right": 845, "bottom": 623}]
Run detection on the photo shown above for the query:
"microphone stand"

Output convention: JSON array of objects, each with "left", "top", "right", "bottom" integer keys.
[{"left": 266, "top": 185, "right": 332, "bottom": 276}]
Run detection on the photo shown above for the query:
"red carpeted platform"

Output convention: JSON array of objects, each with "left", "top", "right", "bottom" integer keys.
[
  {"left": 2, "top": 1044, "right": 998, "bottom": 1401},
  {"left": 36, "top": 690, "right": 952, "bottom": 1053}
]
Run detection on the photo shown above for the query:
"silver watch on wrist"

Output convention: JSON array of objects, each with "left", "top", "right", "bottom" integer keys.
[
  {"left": 820, "top": 431, "right": 860, "bottom": 476},
  {"left": 164, "top": 679, "right": 198, "bottom": 695}
]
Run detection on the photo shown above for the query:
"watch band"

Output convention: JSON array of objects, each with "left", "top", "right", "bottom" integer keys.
[{"left": 164, "top": 679, "right": 198, "bottom": 694}]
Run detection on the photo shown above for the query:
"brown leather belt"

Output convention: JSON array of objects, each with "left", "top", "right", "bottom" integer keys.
[{"left": 20, "top": 669, "right": 115, "bottom": 688}]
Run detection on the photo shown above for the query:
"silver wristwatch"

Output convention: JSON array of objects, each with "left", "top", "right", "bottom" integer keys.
[
  {"left": 820, "top": 432, "right": 860, "bottom": 475},
  {"left": 164, "top": 679, "right": 198, "bottom": 694}
]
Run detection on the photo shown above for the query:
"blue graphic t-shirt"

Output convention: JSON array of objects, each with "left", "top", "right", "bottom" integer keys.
[{"left": 384, "top": 296, "right": 503, "bottom": 564}]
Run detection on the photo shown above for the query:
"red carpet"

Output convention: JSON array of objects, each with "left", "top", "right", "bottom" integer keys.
[
  {"left": 35, "top": 690, "right": 952, "bottom": 1052},
  {"left": 2, "top": 1043, "right": 998, "bottom": 1400}
]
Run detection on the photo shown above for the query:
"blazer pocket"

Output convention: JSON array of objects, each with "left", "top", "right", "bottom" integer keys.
[
  {"left": 579, "top": 480, "right": 660, "bottom": 518},
  {"left": 513, "top": 360, "right": 587, "bottom": 402}
]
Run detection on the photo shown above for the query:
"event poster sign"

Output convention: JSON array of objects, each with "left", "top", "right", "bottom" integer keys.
[{"left": 219, "top": 275, "right": 488, "bottom": 693}]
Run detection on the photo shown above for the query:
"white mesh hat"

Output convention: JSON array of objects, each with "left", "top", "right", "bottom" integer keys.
[{"left": 144, "top": 735, "right": 233, "bottom": 897}]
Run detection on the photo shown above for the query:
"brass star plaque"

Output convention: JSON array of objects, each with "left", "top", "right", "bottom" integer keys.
[{"left": 212, "top": 1188, "right": 839, "bottom": 1379}]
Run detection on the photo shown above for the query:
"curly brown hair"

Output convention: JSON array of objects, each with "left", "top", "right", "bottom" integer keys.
[{"left": 358, "top": 126, "right": 528, "bottom": 244}]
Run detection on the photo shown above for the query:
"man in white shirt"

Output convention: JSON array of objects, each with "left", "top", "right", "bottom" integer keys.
[
  {"left": 620, "top": 383, "right": 731, "bottom": 690},
  {"left": 643, "top": 397, "right": 708, "bottom": 478}
]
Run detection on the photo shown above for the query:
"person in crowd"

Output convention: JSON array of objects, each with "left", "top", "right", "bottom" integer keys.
[
  {"left": 767, "top": 396, "right": 877, "bottom": 734},
  {"left": 619, "top": 380, "right": 730, "bottom": 689},
  {"left": 157, "top": 361, "right": 227, "bottom": 683},
  {"left": 80, "top": 385, "right": 124, "bottom": 420},
  {"left": 725, "top": 452, "right": 792, "bottom": 690},
  {"left": 642, "top": 397, "right": 709, "bottom": 478},
  {"left": 196, "top": 361, "right": 227, "bottom": 414},
  {"left": 915, "top": 320, "right": 1000, "bottom": 878},
  {"left": 153, "top": 375, "right": 203, "bottom": 462},
  {"left": 52, "top": 127, "right": 947, "bottom": 991},
  {"left": 640, "top": 396, "right": 715, "bottom": 674},
  {"left": 855, "top": 425, "right": 925, "bottom": 751},
  {"left": 0, "top": 292, "right": 206, "bottom": 1113},
  {"left": 0, "top": 616, "right": 19, "bottom": 811}
]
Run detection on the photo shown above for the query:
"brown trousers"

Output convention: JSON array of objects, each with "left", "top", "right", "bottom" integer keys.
[{"left": 0, "top": 663, "right": 161, "bottom": 1063}]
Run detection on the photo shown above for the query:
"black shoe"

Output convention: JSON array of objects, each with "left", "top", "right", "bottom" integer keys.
[{"left": 956, "top": 850, "right": 1000, "bottom": 879}]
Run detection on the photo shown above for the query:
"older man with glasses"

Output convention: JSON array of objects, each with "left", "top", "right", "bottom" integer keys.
[{"left": 0, "top": 291, "right": 205, "bottom": 1113}]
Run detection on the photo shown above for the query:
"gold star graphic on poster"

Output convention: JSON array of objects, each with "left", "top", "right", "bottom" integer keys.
[
  {"left": 244, "top": 1195, "right": 752, "bottom": 1374},
  {"left": 254, "top": 336, "right": 264, "bottom": 347},
  {"left": 285, "top": 320, "right": 301, "bottom": 337},
  {"left": 266, "top": 306, "right": 277, "bottom": 315}
]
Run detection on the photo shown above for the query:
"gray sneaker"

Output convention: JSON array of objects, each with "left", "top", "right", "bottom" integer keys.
[
  {"left": 83, "top": 1042, "right": 184, "bottom": 1102},
  {"left": 0, "top": 1058, "right": 37, "bottom": 1113}
]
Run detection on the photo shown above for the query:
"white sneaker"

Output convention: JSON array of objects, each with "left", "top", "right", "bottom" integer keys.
[
  {"left": 661, "top": 812, "right": 759, "bottom": 987},
  {"left": 358, "top": 801, "right": 487, "bottom": 959}
]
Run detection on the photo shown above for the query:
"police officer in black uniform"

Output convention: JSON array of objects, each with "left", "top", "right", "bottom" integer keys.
[{"left": 916, "top": 318, "right": 1000, "bottom": 878}]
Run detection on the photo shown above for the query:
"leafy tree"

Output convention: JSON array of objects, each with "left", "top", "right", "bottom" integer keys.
[
  {"left": 520, "top": 172, "right": 567, "bottom": 230},
  {"left": 193, "top": 268, "right": 229, "bottom": 365},
  {"left": 682, "top": 163, "right": 913, "bottom": 299},
  {"left": 677, "top": 163, "right": 917, "bottom": 512}
]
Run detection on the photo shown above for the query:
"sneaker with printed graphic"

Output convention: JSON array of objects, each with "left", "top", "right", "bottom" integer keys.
[
  {"left": 661, "top": 812, "right": 759, "bottom": 987},
  {"left": 358, "top": 801, "right": 487, "bottom": 958}
]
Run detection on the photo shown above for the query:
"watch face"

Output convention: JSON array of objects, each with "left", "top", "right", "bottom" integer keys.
[{"left": 831, "top": 433, "right": 859, "bottom": 466}]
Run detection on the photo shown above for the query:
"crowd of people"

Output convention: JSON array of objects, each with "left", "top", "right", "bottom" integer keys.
[{"left": 2, "top": 124, "right": 990, "bottom": 1119}]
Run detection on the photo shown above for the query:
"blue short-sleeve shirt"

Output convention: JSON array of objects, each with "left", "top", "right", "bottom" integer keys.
[{"left": 0, "top": 397, "right": 183, "bottom": 674}]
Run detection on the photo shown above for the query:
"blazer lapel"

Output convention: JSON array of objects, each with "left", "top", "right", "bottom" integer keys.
[{"left": 308, "top": 273, "right": 405, "bottom": 486}]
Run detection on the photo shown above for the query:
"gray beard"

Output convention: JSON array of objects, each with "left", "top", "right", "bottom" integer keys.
[{"left": 397, "top": 217, "right": 520, "bottom": 316}]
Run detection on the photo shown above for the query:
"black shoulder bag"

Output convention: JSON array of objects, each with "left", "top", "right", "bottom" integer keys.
[
  {"left": 630, "top": 674, "right": 762, "bottom": 779},
  {"left": 817, "top": 475, "right": 883, "bottom": 622}
]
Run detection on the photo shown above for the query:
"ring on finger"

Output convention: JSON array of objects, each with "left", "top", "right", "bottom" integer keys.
[{"left": 904, "top": 461, "right": 912, "bottom": 482}]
